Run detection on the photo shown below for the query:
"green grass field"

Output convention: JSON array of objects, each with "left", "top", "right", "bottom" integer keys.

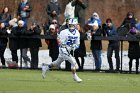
[{"left": 0, "top": 69, "right": 139, "bottom": 93}]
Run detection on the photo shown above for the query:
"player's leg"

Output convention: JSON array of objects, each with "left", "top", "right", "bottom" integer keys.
[
  {"left": 66, "top": 55, "right": 82, "bottom": 82},
  {"left": 42, "top": 55, "right": 64, "bottom": 78},
  {"left": 75, "top": 57, "right": 81, "bottom": 70},
  {"left": 107, "top": 46, "right": 113, "bottom": 71},
  {"left": 136, "top": 58, "right": 139, "bottom": 74},
  {"left": 129, "top": 58, "right": 133, "bottom": 74}
]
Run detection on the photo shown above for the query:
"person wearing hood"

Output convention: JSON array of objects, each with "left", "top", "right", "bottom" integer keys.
[
  {"left": 87, "top": 12, "right": 101, "bottom": 26},
  {"left": 85, "top": 12, "right": 101, "bottom": 32},
  {"left": 121, "top": 12, "right": 137, "bottom": 30},
  {"left": 46, "top": 0, "right": 61, "bottom": 25}
]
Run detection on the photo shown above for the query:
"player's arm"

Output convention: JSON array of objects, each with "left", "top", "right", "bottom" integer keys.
[
  {"left": 57, "top": 30, "right": 67, "bottom": 47},
  {"left": 72, "top": 31, "right": 80, "bottom": 50}
]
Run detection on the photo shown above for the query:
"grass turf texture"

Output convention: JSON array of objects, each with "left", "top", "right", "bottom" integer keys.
[{"left": 0, "top": 69, "right": 139, "bottom": 93}]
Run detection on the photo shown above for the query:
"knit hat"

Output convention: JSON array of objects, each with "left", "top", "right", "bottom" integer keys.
[
  {"left": 18, "top": 20, "right": 24, "bottom": 26},
  {"left": 49, "top": 24, "right": 55, "bottom": 30},
  {"left": 106, "top": 18, "right": 112, "bottom": 23}
]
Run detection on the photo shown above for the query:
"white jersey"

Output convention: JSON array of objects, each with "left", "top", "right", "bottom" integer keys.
[{"left": 58, "top": 28, "right": 80, "bottom": 55}]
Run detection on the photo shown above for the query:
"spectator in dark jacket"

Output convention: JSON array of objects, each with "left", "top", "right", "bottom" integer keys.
[
  {"left": 9, "top": 20, "right": 27, "bottom": 64},
  {"left": 27, "top": 22, "right": 42, "bottom": 69},
  {"left": 47, "top": 0, "right": 61, "bottom": 25},
  {"left": 121, "top": 12, "right": 137, "bottom": 30},
  {"left": 17, "top": 0, "right": 32, "bottom": 27},
  {"left": 104, "top": 18, "right": 120, "bottom": 72},
  {"left": 128, "top": 27, "right": 140, "bottom": 74},
  {"left": 90, "top": 21, "right": 102, "bottom": 71},
  {"left": 59, "top": 18, "right": 69, "bottom": 32},
  {"left": 121, "top": 12, "right": 139, "bottom": 74},
  {"left": 45, "top": 24, "right": 59, "bottom": 62},
  {"left": 17, "top": 0, "right": 32, "bottom": 68},
  {"left": 0, "top": 7, "right": 11, "bottom": 27},
  {"left": 0, "top": 23, "right": 8, "bottom": 67},
  {"left": 72, "top": 0, "right": 87, "bottom": 28},
  {"left": 74, "top": 23, "right": 86, "bottom": 71}
]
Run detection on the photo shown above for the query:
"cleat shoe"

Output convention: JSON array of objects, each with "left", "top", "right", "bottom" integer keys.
[
  {"left": 73, "top": 75, "right": 82, "bottom": 83},
  {"left": 42, "top": 63, "right": 50, "bottom": 79}
]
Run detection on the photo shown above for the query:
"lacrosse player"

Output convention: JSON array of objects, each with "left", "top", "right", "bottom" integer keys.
[{"left": 42, "top": 18, "right": 82, "bottom": 82}]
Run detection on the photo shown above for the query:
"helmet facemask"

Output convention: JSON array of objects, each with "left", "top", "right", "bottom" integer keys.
[{"left": 69, "top": 24, "right": 76, "bottom": 32}]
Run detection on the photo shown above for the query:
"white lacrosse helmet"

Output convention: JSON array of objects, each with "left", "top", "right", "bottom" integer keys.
[
  {"left": 68, "top": 18, "right": 78, "bottom": 32},
  {"left": 69, "top": 18, "right": 78, "bottom": 25}
]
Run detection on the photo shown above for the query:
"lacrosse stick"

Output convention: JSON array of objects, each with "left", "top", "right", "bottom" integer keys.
[{"left": 64, "top": 45, "right": 78, "bottom": 69}]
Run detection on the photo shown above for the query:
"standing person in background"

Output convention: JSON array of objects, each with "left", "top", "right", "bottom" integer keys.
[
  {"left": 72, "top": 0, "right": 87, "bottom": 28},
  {"left": 45, "top": 24, "right": 59, "bottom": 62},
  {"left": 121, "top": 12, "right": 137, "bottom": 30},
  {"left": 0, "top": 7, "right": 11, "bottom": 27},
  {"left": 64, "top": 0, "right": 75, "bottom": 19},
  {"left": 90, "top": 21, "right": 102, "bottom": 71},
  {"left": 74, "top": 23, "right": 86, "bottom": 71},
  {"left": 27, "top": 22, "right": 42, "bottom": 69},
  {"left": 17, "top": 0, "right": 32, "bottom": 27},
  {"left": 9, "top": 20, "right": 27, "bottom": 65},
  {"left": 47, "top": 0, "right": 61, "bottom": 25},
  {"left": 0, "top": 23, "right": 8, "bottom": 68},
  {"left": 104, "top": 18, "right": 120, "bottom": 72},
  {"left": 17, "top": 0, "right": 31, "bottom": 68},
  {"left": 121, "top": 12, "right": 139, "bottom": 74},
  {"left": 128, "top": 36, "right": 139, "bottom": 74}
]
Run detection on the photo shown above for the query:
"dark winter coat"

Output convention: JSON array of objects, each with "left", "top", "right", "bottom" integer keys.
[
  {"left": 121, "top": 17, "right": 136, "bottom": 28},
  {"left": 45, "top": 30, "right": 59, "bottom": 58},
  {"left": 74, "top": 32, "right": 86, "bottom": 57},
  {"left": 59, "top": 24, "right": 69, "bottom": 32},
  {"left": 9, "top": 26, "right": 28, "bottom": 50},
  {"left": 26, "top": 25, "right": 42, "bottom": 48},
  {"left": 105, "top": 25, "right": 120, "bottom": 47},
  {"left": 0, "top": 27, "right": 8, "bottom": 47},
  {"left": 90, "top": 28, "right": 102, "bottom": 50},
  {"left": 47, "top": 1, "right": 61, "bottom": 16},
  {"left": 128, "top": 41, "right": 140, "bottom": 59},
  {"left": 72, "top": 0, "right": 87, "bottom": 27},
  {"left": 0, "top": 13, "right": 11, "bottom": 25}
]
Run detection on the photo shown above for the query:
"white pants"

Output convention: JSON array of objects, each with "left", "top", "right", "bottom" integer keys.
[{"left": 51, "top": 47, "right": 76, "bottom": 69}]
